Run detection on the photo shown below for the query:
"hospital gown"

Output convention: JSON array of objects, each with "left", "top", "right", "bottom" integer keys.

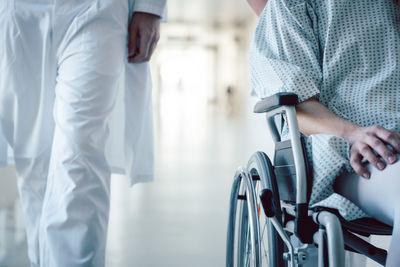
[{"left": 250, "top": 0, "right": 400, "bottom": 220}]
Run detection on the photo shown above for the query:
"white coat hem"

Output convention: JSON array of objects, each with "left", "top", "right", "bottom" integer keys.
[{"left": 130, "top": 175, "right": 154, "bottom": 186}]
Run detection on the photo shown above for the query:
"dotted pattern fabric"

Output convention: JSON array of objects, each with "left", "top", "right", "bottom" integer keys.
[{"left": 250, "top": 0, "right": 400, "bottom": 220}]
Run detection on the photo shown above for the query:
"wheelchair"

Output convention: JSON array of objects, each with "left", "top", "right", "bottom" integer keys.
[{"left": 226, "top": 93, "right": 393, "bottom": 267}]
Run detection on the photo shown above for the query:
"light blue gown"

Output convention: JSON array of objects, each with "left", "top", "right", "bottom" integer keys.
[{"left": 250, "top": 0, "right": 400, "bottom": 220}]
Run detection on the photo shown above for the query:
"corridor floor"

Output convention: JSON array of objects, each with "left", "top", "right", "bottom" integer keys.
[
  {"left": 0, "top": 104, "right": 270, "bottom": 267},
  {"left": 0, "top": 103, "right": 389, "bottom": 267}
]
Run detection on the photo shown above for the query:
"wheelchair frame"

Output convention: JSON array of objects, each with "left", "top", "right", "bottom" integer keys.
[{"left": 226, "top": 93, "right": 392, "bottom": 267}]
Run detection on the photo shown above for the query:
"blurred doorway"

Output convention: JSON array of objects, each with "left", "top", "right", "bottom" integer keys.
[{"left": 155, "top": 43, "right": 217, "bottom": 145}]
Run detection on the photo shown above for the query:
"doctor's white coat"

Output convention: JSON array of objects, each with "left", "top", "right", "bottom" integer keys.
[{"left": 0, "top": 0, "right": 167, "bottom": 186}]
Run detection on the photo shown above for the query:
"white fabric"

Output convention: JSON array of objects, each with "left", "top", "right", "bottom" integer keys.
[
  {"left": 106, "top": 62, "right": 155, "bottom": 185},
  {"left": 132, "top": 0, "right": 167, "bottom": 19},
  {"left": 0, "top": 0, "right": 166, "bottom": 266},
  {"left": 0, "top": 0, "right": 166, "bottom": 186}
]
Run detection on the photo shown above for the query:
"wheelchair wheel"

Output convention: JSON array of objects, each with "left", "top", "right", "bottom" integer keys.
[
  {"left": 226, "top": 169, "right": 261, "bottom": 267},
  {"left": 247, "top": 152, "right": 287, "bottom": 267}
]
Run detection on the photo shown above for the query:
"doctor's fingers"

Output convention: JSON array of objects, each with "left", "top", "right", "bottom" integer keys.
[
  {"left": 129, "top": 30, "right": 159, "bottom": 63},
  {"left": 130, "top": 32, "right": 151, "bottom": 63},
  {"left": 128, "top": 26, "right": 139, "bottom": 58}
]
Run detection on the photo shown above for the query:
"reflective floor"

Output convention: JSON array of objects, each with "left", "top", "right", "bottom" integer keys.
[
  {"left": 107, "top": 112, "right": 268, "bottom": 267},
  {"left": 0, "top": 98, "right": 272, "bottom": 267},
  {"left": 0, "top": 99, "right": 391, "bottom": 267}
]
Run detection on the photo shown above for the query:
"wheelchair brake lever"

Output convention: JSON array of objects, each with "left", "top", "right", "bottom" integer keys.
[{"left": 259, "top": 189, "right": 276, "bottom": 218}]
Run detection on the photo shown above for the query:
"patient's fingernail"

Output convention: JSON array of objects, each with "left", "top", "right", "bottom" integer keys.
[
  {"left": 389, "top": 156, "right": 396, "bottom": 163},
  {"left": 363, "top": 173, "right": 370, "bottom": 179},
  {"left": 377, "top": 162, "right": 385, "bottom": 170}
]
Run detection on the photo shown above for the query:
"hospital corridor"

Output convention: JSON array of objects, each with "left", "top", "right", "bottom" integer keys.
[
  {"left": 0, "top": 1, "right": 268, "bottom": 265},
  {"left": 0, "top": 0, "right": 395, "bottom": 266}
]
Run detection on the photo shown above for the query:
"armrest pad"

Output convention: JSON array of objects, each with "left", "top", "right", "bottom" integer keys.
[{"left": 254, "top": 93, "right": 298, "bottom": 113}]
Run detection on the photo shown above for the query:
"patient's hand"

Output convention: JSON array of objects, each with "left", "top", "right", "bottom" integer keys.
[
  {"left": 295, "top": 98, "right": 400, "bottom": 179},
  {"left": 346, "top": 125, "right": 400, "bottom": 179}
]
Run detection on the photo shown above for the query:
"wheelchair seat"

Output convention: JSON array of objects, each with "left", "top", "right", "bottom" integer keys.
[
  {"left": 313, "top": 207, "right": 392, "bottom": 236},
  {"left": 347, "top": 218, "right": 392, "bottom": 236}
]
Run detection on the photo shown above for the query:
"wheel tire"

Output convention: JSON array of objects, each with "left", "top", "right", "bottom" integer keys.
[
  {"left": 226, "top": 170, "right": 259, "bottom": 267},
  {"left": 247, "top": 152, "right": 287, "bottom": 267},
  {"left": 237, "top": 183, "right": 251, "bottom": 267}
]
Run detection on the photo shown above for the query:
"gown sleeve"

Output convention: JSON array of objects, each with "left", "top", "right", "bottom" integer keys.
[{"left": 249, "top": 0, "right": 321, "bottom": 102}]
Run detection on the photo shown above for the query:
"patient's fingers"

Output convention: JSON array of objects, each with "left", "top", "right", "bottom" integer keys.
[
  {"left": 347, "top": 125, "right": 400, "bottom": 177},
  {"left": 354, "top": 141, "right": 384, "bottom": 169},
  {"left": 349, "top": 148, "right": 370, "bottom": 179},
  {"left": 365, "top": 133, "right": 397, "bottom": 165},
  {"left": 374, "top": 126, "right": 400, "bottom": 153}
]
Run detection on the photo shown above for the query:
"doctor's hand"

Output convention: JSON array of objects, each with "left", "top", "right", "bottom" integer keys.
[
  {"left": 345, "top": 125, "right": 400, "bottom": 179},
  {"left": 128, "top": 12, "right": 161, "bottom": 63}
]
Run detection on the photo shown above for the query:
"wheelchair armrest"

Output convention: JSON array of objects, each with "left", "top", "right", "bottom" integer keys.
[
  {"left": 253, "top": 93, "right": 298, "bottom": 114},
  {"left": 255, "top": 92, "right": 310, "bottom": 236}
]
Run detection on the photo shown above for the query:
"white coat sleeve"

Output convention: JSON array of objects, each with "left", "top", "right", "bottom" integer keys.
[
  {"left": 133, "top": 0, "right": 167, "bottom": 20},
  {"left": 249, "top": 0, "right": 321, "bottom": 102}
]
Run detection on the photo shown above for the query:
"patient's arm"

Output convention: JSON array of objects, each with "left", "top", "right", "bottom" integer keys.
[
  {"left": 296, "top": 98, "right": 400, "bottom": 178},
  {"left": 247, "top": 0, "right": 267, "bottom": 16}
]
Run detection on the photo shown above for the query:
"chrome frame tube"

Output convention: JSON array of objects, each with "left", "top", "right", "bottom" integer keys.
[
  {"left": 313, "top": 212, "right": 345, "bottom": 267},
  {"left": 318, "top": 228, "right": 325, "bottom": 267},
  {"left": 284, "top": 106, "right": 307, "bottom": 204},
  {"left": 267, "top": 116, "right": 280, "bottom": 143},
  {"left": 270, "top": 217, "right": 296, "bottom": 267},
  {"left": 264, "top": 106, "right": 307, "bottom": 204},
  {"left": 265, "top": 106, "right": 285, "bottom": 142}
]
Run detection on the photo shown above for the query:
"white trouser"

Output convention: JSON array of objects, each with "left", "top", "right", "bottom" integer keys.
[
  {"left": 335, "top": 156, "right": 400, "bottom": 267},
  {"left": 1, "top": 0, "right": 130, "bottom": 266}
]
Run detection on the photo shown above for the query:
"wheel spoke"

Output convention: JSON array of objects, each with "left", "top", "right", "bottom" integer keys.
[
  {"left": 260, "top": 221, "right": 269, "bottom": 264},
  {"left": 246, "top": 225, "right": 251, "bottom": 267},
  {"left": 258, "top": 201, "right": 270, "bottom": 264},
  {"left": 232, "top": 152, "right": 286, "bottom": 267}
]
